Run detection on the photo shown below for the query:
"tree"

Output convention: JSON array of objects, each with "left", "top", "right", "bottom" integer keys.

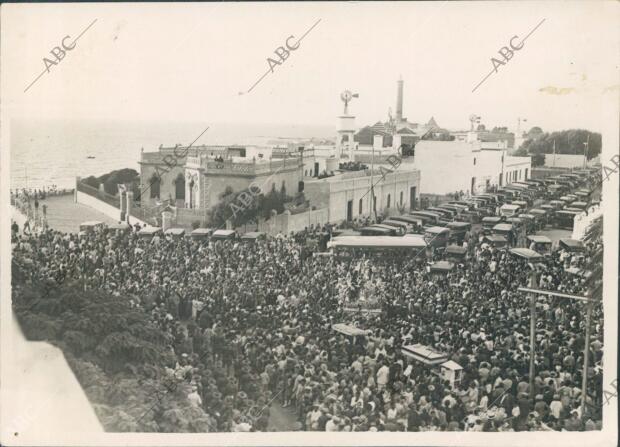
[
  {"left": 477, "top": 124, "right": 486, "bottom": 132},
  {"left": 102, "top": 168, "right": 139, "bottom": 196},
  {"left": 527, "top": 126, "right": 544, "bottom": 138},
  {"left": 12, "top": 280, "right": 210, "bottom": 432},
  {"left": 519, "top": 129, "right": 602, "bottom": 162}
]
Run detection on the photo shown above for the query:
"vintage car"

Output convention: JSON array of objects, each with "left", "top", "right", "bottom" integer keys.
[
  {"left": 382, "top": 219, "right": 411, "bottom": 234},
  {"left": 211, "top": 229, "right": 237, "bottom": 240},
  {"left": 79, "top": 221, "right": 107, "bottom": 236},
  {"left": 400, "top": 344, "right": 463, "bottom": 387},
  {"left": 429, "top": 260, "right": 455, "bottom": 274},
  {"left": 137, "top": 226, "right": 163, "bottom": 239},
  {"left": 526, "top": 235, "right": 552, "bottom": 255},
  {"left": 240, "top": 231, "right": 266, "bottom": 242},
  {"left": 554, "top": 210, "right": 581, "bottom": 230},
  {"left": 164, "top": 228, "right": 186, "bottom": 238},
  {"left": 411, "top": 211, "right": 443, "bottom": 226},
  {"left": 390, "top": 215, "right": 425, "bottom": 233},
  {"left": 106, "top": 222, "right": 131, "bottom": 235},
  {"left": 481, "top": 216, "right": 505, "bottom": 234},
  {"left": 559, "top": 238, "right": 585, "bottom": 252},
  {"left": 191, "top": 228, "right": 214, "bottom": 240},
  {"left": 446, "top": 221, "right": 471, "bottom": 243},
  {"left": 360, "top": 225, "right": 399, "bottom": 236},
  {"left": 482, "top": 234, "right": 509, "bottom": 248},
  {"left": 548, "top": 200, "right": 565, "bottom": 210},
  {"left": 509, "top": 247, "right": 543, "bottom": 260},
  {"left": 444, "top": 245, "right": 468, "bottom": 261},
  {"left": 517, "top": 213, "right": 538, "bottom": 232},
  {"left": 499, "top": 204, "right": 521, "bottom": 217},
  {"left": 492, "top": 223, "right": 514, "bottom": 244},
  {"left": 424, "top": 226, "right": 451, "bottom": 249},
  {"left": 570, "top": 201, "right": 589, "bottom": 211}
]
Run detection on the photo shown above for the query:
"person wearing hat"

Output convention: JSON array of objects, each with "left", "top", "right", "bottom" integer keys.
[
  {"left": 325, "top": 415, "right": 340, "bottom": 432},
  {"left": 564, "top": 409, "right": 583, "bottom": 431},
  {"left": 549, "top": 394, "right": 563, "bottom": 419},
  {"left": 534, "top": 394, "right": 549, "bottom": 419}
]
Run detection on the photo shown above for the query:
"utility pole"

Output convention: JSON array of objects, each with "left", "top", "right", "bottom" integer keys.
[
  {"left": 582, "top": 135, "right": 589, "bottom": 168},
  {"left": 527, "top": 270, "right": 537, "bottom": 400},
  {"left": 370, "top": 143, "right": 377, "bottom": 222},
  {"left": 519, "top": 245, "right": 602, "bottom": 420},
  {"left": 581, "top": 297, "right": 593, "bottom": 417}
]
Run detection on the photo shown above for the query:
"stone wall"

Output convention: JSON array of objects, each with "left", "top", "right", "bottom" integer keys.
[{"left": 257, "top": 208, "right": 329, "bottom": 235}]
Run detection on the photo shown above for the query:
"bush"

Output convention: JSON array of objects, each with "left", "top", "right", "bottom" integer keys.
[{"left": 191, "top": 220, "right": 201, "bottom": 230}]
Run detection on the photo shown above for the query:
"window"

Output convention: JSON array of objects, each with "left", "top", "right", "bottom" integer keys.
[
  {"left": 373, "top": 195, "right": 377, "bottom": 212},
  {"left": 473, "top": 157, "right": 476, "bottom": 165},
  {"left": 359, "top": 198, "right": 363, "bottom": 215},
  {"left": 400, "top": 191, "right": 403, "bottom": 205},
  {"left": 387, "top": 194, "right": 391, "bottom": 208},
  {"left": 149, "top": 174, "right": 161, "bottom": 199},
  {"left": 174, "top": 174, "right": 185, "bottom": 200}
]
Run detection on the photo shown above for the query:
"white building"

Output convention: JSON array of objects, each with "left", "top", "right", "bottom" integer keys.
[{"left": 413, "top": 139, "right": 531, "bottom": 195}]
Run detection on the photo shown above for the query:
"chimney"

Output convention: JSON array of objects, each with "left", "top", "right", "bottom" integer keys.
[{"left": 396, "top": 76, "right": 404, "bottom": 123}]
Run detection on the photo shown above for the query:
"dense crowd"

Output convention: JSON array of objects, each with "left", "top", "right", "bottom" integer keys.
[{"left": 11, "top": 216, "right": 604, "bottom": 432}]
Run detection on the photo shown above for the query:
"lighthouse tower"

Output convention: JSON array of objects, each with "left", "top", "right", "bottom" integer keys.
[{"left": 337, "top": 90, "right": 358, "bottom": 160}]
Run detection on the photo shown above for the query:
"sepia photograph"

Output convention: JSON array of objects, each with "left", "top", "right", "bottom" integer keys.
[{"left": 1, "top": 2, "right": 618, "bottom": 446}]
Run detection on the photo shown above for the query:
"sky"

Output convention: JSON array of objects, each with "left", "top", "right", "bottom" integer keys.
[{"left": 1, "top": 1, "right": 619, "bottom": 134}]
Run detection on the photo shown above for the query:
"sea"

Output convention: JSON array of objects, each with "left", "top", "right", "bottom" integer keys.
[{"left": 9, "top": 118, "right": 335, "bottom": 190}]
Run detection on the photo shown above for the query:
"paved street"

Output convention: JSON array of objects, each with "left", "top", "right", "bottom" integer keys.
[
  {"left": 267, "top": 401, "right": 299, "bottom": 431},
  {"left": 34, "top": 194, "right": 117, "bottom": 233}
]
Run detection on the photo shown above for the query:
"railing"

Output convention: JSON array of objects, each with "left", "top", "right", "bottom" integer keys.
[{"left": 76, "top": 181, "right": 120, "bottom": 208}]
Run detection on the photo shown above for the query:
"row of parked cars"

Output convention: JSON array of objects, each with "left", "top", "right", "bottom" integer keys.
[
  {"left": 78, "top": 221, "right": 268, "bottom": 243},
  {"left": 353, "top": 167, "right": 600, "bottom": 249}
]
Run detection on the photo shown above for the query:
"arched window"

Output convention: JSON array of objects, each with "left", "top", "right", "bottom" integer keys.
[
  {"left": 174, "top": 174, "right": 185, "bottom": 200},
  {"left": 387, "top": 194, "right": 391, "bottom": 208},
  {"left": 149, "top": 174, "right": 161, "bottom": 199},
  {"left": 359, "top": 198, "right": 363, "bottom": 215}
]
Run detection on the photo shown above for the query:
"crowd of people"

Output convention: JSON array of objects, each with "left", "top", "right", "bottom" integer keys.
[{"left": 11, "top": 211, "right": 604, "bottom": 432}]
